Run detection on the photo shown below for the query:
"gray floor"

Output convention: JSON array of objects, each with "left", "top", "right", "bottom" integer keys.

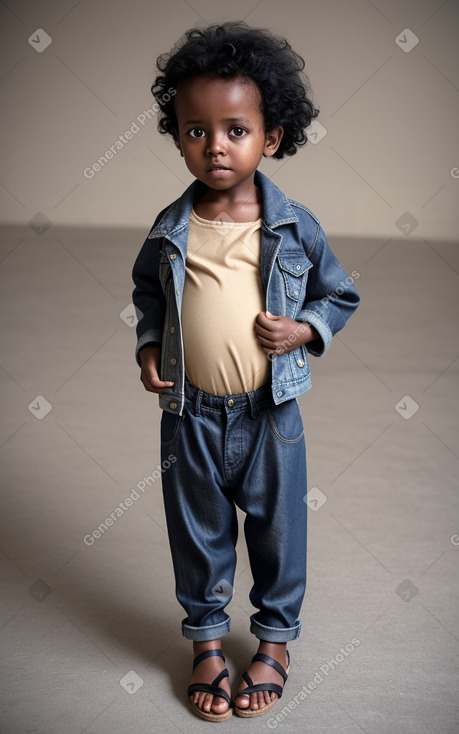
[{"left": 1, "top": 225, "right": 458, "bottom": 734}]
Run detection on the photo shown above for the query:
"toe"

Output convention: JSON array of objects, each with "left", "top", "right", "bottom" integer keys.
[
  {"left": 236, "top": 693, "right": 250, "bottom": 709},
  {"left": 203, "top": 693, "right": 214, "bottom": 712},
  {"left": 212, "top": 696, "right": 229, "bottom": 714},
  {"left": 265, "top": 690, "right": 276, "bottom": 707}
]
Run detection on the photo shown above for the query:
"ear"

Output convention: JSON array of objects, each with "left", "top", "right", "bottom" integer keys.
[
  {"left": 172, "top": 131, "right": 184, "bottom": 156},
  {"left": 263, "top": 126, "right": 284, "bottom": 158}
]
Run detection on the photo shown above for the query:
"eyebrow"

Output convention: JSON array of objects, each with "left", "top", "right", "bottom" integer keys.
[{"left": 183, "top": 117, "right": 251, "bottom": 125}]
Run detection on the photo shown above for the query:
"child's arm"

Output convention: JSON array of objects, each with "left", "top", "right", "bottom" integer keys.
[
  {"left": 294, "top": 226, "right": 360, "bottom": 356},
  {"left": 255, "top": 223, "right": 359, "bottom": 356},
  {"left": 132, "top": 209, "right": 175, "bottom": 393}
]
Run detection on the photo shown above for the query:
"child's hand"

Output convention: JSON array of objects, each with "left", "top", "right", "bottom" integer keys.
[
  {"left": 139, "top": 345, "right": 174, "bottom": 394},
  {"left": 255, "top": 311, "right": 319, "bottom": 355}
]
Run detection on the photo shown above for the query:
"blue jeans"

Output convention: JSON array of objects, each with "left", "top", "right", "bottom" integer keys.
[{"left": 160, "top": 379, "right": 308, "bottom": 643}]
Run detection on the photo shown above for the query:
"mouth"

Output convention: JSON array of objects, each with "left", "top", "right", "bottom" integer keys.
[{"left": 206, "top": 165, "right": 231, "bottom": 172}]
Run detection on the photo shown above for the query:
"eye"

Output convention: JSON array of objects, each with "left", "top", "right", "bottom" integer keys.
[
  {"left": 187, "top": 128, "right": 205, "bottom": 138},
  {"left": 230, "top": 127, "right": 246, "bottom": 137}
]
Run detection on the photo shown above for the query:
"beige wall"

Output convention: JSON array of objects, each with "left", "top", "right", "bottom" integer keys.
[{"left": 1, "top": 0, "right": 458, "bottom": 239}]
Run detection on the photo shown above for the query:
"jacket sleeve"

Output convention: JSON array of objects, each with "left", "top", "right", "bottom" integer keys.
[
  {"left": 297, "top": 223, "right": 360, "bottom": 357},
  {"left": 131, "top": 214, "right": 167, "bottom": 366}
]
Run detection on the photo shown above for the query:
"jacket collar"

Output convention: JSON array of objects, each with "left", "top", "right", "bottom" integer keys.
[{"left": 148, "top": 170, "right": 299, "bottom": 240}]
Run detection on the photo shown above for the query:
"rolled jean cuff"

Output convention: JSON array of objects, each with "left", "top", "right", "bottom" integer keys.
[
  {"left": 181, "top": 615, "right": 231, "bottom": 641},
  {"left": 250, "top": 615, "right": 302, "bottom": 642}
]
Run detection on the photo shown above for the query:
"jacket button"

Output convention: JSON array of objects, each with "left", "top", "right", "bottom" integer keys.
[
  {"left": 176, "top": 289, "right": 180, "bottom": 296},
  {"left": 296, "top": 264, "right": 301, "bottom": 271},
  {"left": 277, "top": 390, "right": 283, "bottom": 397},
  {"left": 170, "top": 254, "right": 176, "bottom": 259},
  {"left": 297, "top": 359, "right": 305, "bottom": 368},
  {"left": 169, "top": 402, "right": 177, "bottom": 410},
  {"left": 170, "top": 358, "right": 177, "bottom": 365},
  {"left": 170, "top": 326, "right": 175, "bottom": 334}
]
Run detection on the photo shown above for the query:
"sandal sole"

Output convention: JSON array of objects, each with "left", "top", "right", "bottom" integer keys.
[{"left": 189, "top": 700, "right": 233, "bottom": 722}]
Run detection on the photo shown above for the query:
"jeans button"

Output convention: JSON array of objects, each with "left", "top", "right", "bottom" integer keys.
[{"left": 227, "top": 399, "right": 235, "bottom": 408}]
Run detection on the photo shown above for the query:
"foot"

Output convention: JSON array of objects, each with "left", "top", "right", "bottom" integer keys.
[
  {"left": 189, "top": 641, "right": 231, "bottom": 716},
  {"left": 235, "top": 641, "right": 288, "bottom": 712}
]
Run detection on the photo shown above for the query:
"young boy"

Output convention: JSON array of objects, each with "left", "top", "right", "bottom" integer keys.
[{"left": 132, "top": 22, "right": 360, "bottom": 721}]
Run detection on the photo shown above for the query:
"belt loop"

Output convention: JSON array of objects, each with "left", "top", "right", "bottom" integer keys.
[
  {"left": 248, "top": 391, "right": 258, "bottom": 419},
  {"left": 195, "top": 388, "right": 202, "bottom": 416}
]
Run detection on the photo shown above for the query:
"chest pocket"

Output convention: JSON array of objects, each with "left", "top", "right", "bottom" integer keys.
[{"left": 278, "top": 255, "right": 312, "bottom": 301}]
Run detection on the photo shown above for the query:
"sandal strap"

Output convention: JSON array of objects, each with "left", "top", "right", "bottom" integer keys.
[
  {"left": 237, "top": 681, "right": 284, "bottom": 699},
  {"left": 236, "top": 650, "right": 290, "bottom": 702},
  {"left": 187, "top": 682, "right": 231, "bottom": 705},
  {"left": 212, "top": 668, "right": 229, "bottom": 687},
  {"left": 192, "top": 648, "right": 225, "bottom": 670},
  {"left": 252, "top": 651, "right": 289, "bottom": 682}
]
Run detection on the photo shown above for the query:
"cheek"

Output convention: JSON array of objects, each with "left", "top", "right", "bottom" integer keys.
[
  {"left": 180, "top": 141, "right": 197, "bottom": 158},
  {"left": 183, "top": 137, "right": 204, "bottom": 152}
]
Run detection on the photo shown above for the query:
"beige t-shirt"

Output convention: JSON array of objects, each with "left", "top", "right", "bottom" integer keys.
[{"left": 181, "top": 208, "right": 270, "bottom": 395}]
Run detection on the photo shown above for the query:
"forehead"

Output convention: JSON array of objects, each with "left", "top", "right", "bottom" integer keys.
[{"left": 174, "top": 75, "right": 263, "bottom": 121}]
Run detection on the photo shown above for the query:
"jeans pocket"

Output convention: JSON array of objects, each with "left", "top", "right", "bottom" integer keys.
[
  {"left": 161, "top": 410, "right": 182, "bottom": 445},
  {"left": 266, "top": 399, "right": 304, "bottom": 443}
]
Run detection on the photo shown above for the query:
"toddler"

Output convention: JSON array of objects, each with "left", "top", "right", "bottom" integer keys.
[{"left": 132, "top": 21, "right": 360, "bottom": 721}]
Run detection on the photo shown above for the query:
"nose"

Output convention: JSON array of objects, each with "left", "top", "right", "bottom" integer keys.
[{"left": 205, "top": 133, "right": 226, "bottom": 156}]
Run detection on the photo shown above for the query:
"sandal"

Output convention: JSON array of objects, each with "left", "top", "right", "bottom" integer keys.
[
  {"left": 187, "top": 649, "right": 233, "bottom": 722},
  {"left": 234, "top": 650, "right": 290, "bottom": 718}
]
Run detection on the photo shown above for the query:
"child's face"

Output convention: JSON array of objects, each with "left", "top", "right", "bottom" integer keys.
[{"left": 174, "top": 75, "right": 283, "bottom": 194}]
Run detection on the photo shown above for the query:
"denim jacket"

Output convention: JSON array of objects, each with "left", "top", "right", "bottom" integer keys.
[{"left": 132, "top": 170, "right": 360, "bottom": 415}]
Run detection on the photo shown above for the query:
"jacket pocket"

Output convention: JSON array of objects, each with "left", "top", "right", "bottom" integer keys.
[{"left": 277, "top": 255, "right": 312, "bottom": 302}]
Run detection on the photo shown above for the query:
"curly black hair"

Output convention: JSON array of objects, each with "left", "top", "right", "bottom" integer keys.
[{"left": 151, "top": 21, "right": 319, "bottom": 159}]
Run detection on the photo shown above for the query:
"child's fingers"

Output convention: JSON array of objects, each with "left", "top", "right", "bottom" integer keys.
[
  {"left": 254, "top": 321, "right": 275, "bottom": 339},
  {"left": 256, "top": 310, "right": 277, "bottom": 328},
  {"left": 255, "top": 316, "right": 280, "bottom": 341},
  {"left": 254, "top": 321, "right": 272, "bottom": 337},
  {"left": 140, "top": 370, "right": 174, "bottom": 394},
  {"left": 255, "top": 312, "right": 278, "bottom": 334},
  {"left": 254, "top": 326, "right": 276, "bottom": 346},
  {"left": 255, "top": 328, "right": 277, "bottom": 350}
]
